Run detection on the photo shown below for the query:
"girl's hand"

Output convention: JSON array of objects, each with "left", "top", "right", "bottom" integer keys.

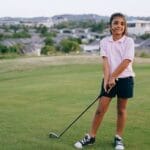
[{"left": 108, "top": 76, "right": 116, "bottom": 90}]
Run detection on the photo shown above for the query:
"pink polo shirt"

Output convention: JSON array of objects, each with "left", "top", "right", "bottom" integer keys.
[{"left": 100, "top": 35, "right": 135, "bottom": 78}]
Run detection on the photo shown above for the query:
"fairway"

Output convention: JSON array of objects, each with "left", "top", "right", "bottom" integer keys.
[{"left": 0, "top": 56, "right": 150, "bottom": 150}]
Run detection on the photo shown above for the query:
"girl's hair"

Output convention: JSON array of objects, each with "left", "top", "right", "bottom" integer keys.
[{"left": 109, "top": 12, "right": 127, "bottom": 35}]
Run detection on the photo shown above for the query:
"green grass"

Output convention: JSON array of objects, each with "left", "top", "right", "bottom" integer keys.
[{"left": 0, "top": 57, "right": 150, "bottom": 150}]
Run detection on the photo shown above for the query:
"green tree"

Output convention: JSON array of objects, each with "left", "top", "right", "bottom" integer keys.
[
  {"left": 44, "top": 36, "right": 54, "bottom": 45},
  {"left": 140, "top": 33, "right": 150, "bottom": 40},
  {"left": 10, "top": 25, "right": 20, "bottom": 33},
  {"left": 0, "top": 43, "right": 23, "bottom": 54},
  {"left": 22, "top": 25, "right": 29, "bottom": 33},
  {"left": 36, "top": 25, "right": 48, "bottom": 36},
  {"left": 68, "top": 37, "right": 82, "bottom": 44},
  {"left": 54, "top": 21, "right": 70, "bottom": 29},
  {"left": 9, "top": 44, "right": 24, "bottom": 54},
  {"left": 41, "top": 45, "right": 56, "bottom": 55},
  {"left": 12, "top": 31, "right": 31, "bottom": 38},
  {"left": 91, "top": 21, "right": 106, "bottom": 33},
  {"left": 59, "top": 39, "right": 80, "bottom": 53},
  {"left": 2, "top": 24, "right": 9, "bottom": 32},
  {"left": 0, "top": 34, "right": 4, "bottom": 40},
  {"left": 41, "top": 26, "right": 48, "bottom": 35},
  {"left": 0, "top": 44, "right": 8, "bottom": 53}
]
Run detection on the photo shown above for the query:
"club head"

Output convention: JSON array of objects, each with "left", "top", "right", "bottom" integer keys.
[{"left": 49, "top": 132, "right": 59, "bottom": 138}]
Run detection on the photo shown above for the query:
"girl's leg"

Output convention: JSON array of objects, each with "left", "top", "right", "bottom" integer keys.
[
  {"left": 116, "top": 98, "right": 128, "bottom": 137},
  {"left": 89, "top": 96, "right": 112, "bottom": 137}
]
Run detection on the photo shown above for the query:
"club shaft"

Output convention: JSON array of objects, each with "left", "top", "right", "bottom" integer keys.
[{"left": 58, "top": 96, "right": 100, "bottom": 138}]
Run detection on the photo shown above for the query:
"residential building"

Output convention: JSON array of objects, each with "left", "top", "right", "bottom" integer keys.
[{"left": 127, "top": 20, "right": 150, "bottom": 35}]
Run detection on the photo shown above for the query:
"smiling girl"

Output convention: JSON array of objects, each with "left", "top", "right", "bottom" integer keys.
[{"left": 74, "top": 13, "right": 135, "bottom": 150}]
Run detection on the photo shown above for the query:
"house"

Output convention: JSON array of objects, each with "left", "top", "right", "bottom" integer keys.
[
  {"left": 72, "top": 28, "right": 89, "bottom": 34},
  {"left": 60, "top": 28, "right": 73, "bottom": 34},
  {"left": 0, "top": 34, "right": 44, "bottom": 56},
  {"left": 81, "top": 40, "right": 100, "bottom": 53},
  {"left": 0, "top": 18, "right": 20, "bottom": 26},
  {"left": 127, "top": 20, "right": 150, "bottom": 35},
  {"left": 36, "top": 18, "right": 54, "bottom": 27}
]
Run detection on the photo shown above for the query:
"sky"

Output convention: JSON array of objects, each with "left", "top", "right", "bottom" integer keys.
[{"left": 0, "top": 0, "right": 150, "bottom": 18}]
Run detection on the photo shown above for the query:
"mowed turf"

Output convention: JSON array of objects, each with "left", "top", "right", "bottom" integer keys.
[{"left": 0, "top": 57, "right": 150, "bottom": 150}]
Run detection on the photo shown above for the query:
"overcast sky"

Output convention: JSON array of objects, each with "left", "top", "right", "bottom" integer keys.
[{"left": 0, "top": 0, "right": 149, "bottom": 17}]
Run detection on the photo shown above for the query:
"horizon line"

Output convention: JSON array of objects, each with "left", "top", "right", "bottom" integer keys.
[{"left": 0, "top": 13, "right": 150, "bottom": 18}]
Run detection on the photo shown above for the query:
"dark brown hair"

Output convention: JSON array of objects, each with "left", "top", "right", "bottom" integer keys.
[{"left": 109, "top": 12, "right": 127, "bottom": 35}]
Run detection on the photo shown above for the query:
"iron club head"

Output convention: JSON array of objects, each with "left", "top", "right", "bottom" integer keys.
[{"left": 49, "top": 132, "right": 59, "bottom": 138}]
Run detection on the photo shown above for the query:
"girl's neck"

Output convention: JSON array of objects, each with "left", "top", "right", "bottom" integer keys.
[{"left": 112, "top": 34, "right": 124, "bottom": 41}]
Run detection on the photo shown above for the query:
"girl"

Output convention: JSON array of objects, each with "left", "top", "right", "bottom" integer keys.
[{"left": 74, "top": 12, "right": 135, "bottom": 150}]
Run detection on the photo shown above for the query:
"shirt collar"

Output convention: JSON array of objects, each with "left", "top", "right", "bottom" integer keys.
[{"left": 109, "top": 35, "right": 126, "bottom": 43}]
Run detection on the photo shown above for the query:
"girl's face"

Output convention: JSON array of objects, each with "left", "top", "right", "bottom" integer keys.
[{"left": 110, "top": 17, "right": 126, "bottom": 36}]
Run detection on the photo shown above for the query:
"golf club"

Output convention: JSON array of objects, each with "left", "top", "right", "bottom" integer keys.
[
  {"left": 49, "top": 95, "right": 100, "bottom": 139},
  {"left": 107, "top": 84, "right": 114, "bottom": 93}
]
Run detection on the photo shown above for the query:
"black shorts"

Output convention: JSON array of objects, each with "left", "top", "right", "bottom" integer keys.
[{"left": 99, "top": 76, "right": 134, "bottom": 99}]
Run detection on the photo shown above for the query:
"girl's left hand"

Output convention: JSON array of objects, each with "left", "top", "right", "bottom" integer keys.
[{"left": 108, "top": 76, "right": 116, "bottom": 89}]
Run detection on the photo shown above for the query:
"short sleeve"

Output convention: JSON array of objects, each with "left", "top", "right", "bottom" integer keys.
[
  {"left": 100, "top": 39, "right": 108, "bottom": 58},
  {"left": 123, "top": 38, "right": 135, "bottom": 61}
]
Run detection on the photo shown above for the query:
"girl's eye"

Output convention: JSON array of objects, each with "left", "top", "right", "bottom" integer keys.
[
  {"left": 113, "top": 21, "right": 125, "bottom": 26},
  {"left": 113, "top": 21, "right": 118, "bottom": 25},
  {"left": 121, "top": 22, "right": 125, "bottom": 26}
]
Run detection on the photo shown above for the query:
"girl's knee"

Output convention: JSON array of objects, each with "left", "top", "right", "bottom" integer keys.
[
  {"left": 117, "top": 109, "right": 126, "bottom": 116},
  {"left": 95, "top": 108, "right": 107, "bottom": 116}
]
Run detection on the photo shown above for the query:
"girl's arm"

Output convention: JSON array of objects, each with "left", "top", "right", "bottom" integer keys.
[
  {"left": 102, "top": 56, "right": 110, "bottom": 92},
  {"left": 108, "top": 59, "right": 131, "bottom": 86}
]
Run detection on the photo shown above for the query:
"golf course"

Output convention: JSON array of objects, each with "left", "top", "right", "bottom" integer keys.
[{"left": 0, "top": 55, "right": 150, "bottom": 150}]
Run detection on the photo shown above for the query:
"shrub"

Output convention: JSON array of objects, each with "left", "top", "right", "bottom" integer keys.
[
  {"left": 139, "top": 52, "right": 150, "bottom": 58},
  {"left": 44, "top": 36, "right": 54, "bottom": 46},
  {"left": 140, "top": 33, "right": 150, "bottom": 40},
  {"left": 0, "top": 44, "right": 8, "bottom": 53},
  {"left": 59, "top": 39, "right": 80, "bottom": 53},
  {"left": 41, "top": 45, "right": 57, "bottom": 55},
  {"left": 12, "top": 31, "right": 31, "bottom": 38}
]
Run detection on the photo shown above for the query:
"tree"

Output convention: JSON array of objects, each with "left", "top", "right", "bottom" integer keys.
[
  {"left": 0, "top": 44, "right": 8, "bottom": 53},
  {"left": 36, "top": 25, "right": 48, "bottom": 36},
  {"left": 12, "top": 31, "right": 31, "bottom": 38},
  {"left": 140, "top": 33, "right": 150, "bottom": 40},
  {"left": 41, "top": 26, "right": 48, "bottom": 35},
  {"left": 0, "top": 34, "right": 4, "bottom": 40},
  {"left": 59, "top": 39, "right": 80, "bottom": 53},
  {"left": 91, "top": 21, "right": 106, "bottom": 33},
  {"left": 54, "top": 21, "right": 70, "bottom": 29},
  {"left": 0, "top": 43, "right": 23, "bottom": 55},
  {"left": 10, "top": 25, "right": 20, "bottom": 33},
  {"left": 22, "top": 25, "right": 29, "bottom": 33},
  {"left": 44, "top": 36, "right": 54, "bottom": 45},
  {"left": 68, "top": 37, "right": 82, "bottom": 44},
  {"left": 2, "top": 24, "right": 9, "bottom": 32},
  {"left": 41, "top": 45, "right": 56, "bottom": 55}
]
